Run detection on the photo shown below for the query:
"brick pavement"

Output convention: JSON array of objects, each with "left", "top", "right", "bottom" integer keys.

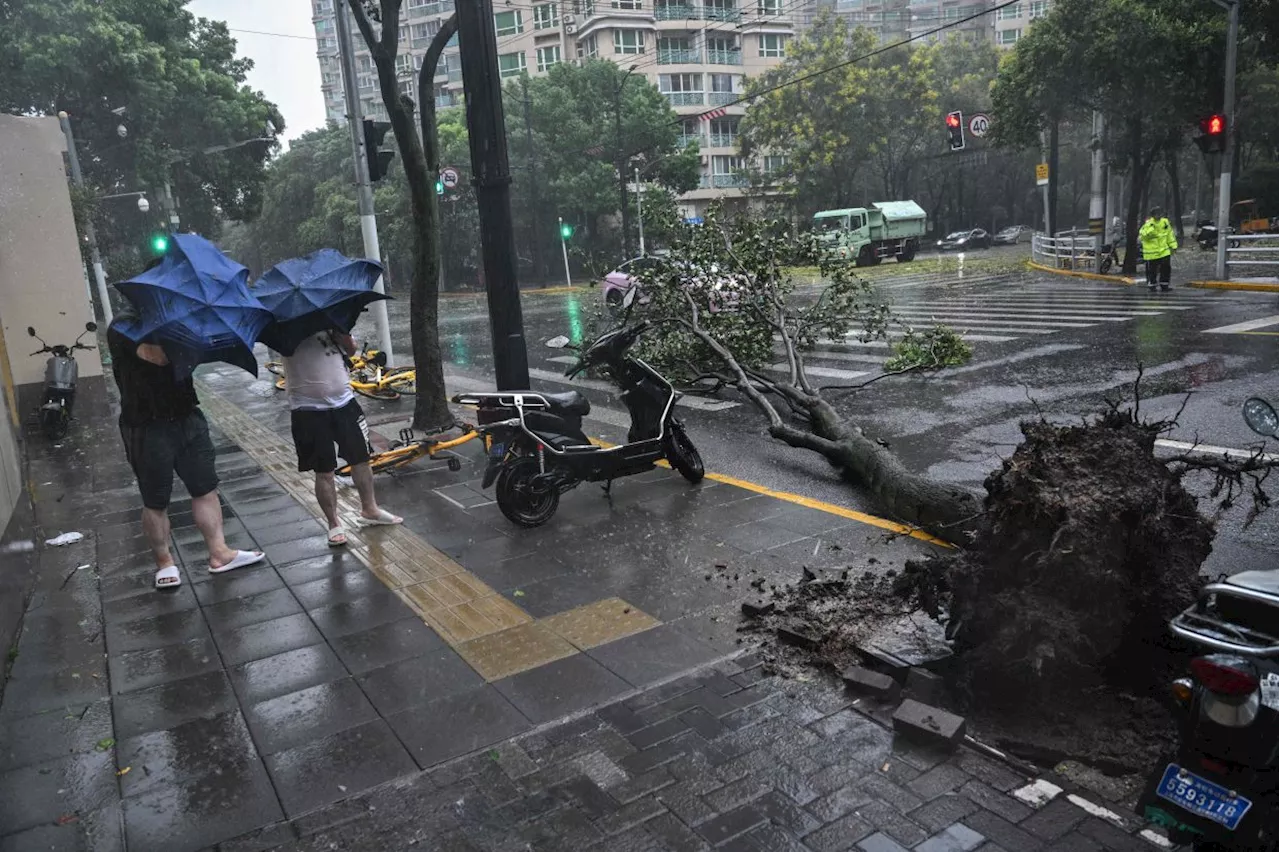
[{"left": 222, "top": 655, "right": 1174, "bottom": 852}]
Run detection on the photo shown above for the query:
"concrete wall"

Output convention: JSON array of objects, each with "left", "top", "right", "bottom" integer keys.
[
  {"left": 0, "top": 321, "right": 21, "bottom": 532},
  {"left": 0, "top": 114, "right": 103, "bottom": 390}
]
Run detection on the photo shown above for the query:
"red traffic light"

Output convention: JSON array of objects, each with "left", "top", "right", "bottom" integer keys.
[
  {"left": 946, "top": 112, "right": 961, "bottom": 128},
  {"left": 1205, "top": 114, "right": 1224, "bottom": 135}
]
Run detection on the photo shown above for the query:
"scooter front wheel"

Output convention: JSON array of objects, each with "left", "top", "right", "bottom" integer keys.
[
  {"left": 665, "top": 422, "right": 705, "bottom": 484},
  {"left": 496, "top": 456, "right": 560, "bottom": 527}
]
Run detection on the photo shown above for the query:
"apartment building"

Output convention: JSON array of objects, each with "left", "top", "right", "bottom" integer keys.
[
  {"left": 312, "top": 0, "right": 809, "bottom": 219},
  {"left": 822, "top": 0, "right": 1052, "bottom": 47}
]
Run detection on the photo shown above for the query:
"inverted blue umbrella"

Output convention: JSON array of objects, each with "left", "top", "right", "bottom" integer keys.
[
  {"left": 113, "top": 234, "right": 272, "bottom": 379},
  {"left": 252, "top": 249, "right": 389, "bottom": 356}
]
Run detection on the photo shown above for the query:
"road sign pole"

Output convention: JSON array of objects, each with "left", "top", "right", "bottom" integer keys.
[{"left": 1214, "top": 0, "right": 1238, "bottom": 281}]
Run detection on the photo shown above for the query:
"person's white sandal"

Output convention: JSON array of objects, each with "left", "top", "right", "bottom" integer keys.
[
  {"left": 209, "top": 550, "right": 265, "bottom": 575},
  {"left": 154, "top": 564, "right": 182, "bottom": 589},
  {"left": 356, "top": 509, "right": 402, "bottom": 527},
  {"left": 327, "top": 527, "right": 347, "bottom": 547}
]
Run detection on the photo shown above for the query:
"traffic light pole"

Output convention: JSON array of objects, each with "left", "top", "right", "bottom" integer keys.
[
  {"left": 1213, "top": 0, "right": 1238, "bottom": 281},
  {"left": 57, "top": 112, "right": 113, "bottom": 325},
  {"left": 336, "top": 2, "right": 394, "bottom": 363},
  {"left": 558, "top": 217, "right": 572, "bottom": 288},
  {"left": 457, "top": 0, "right": 529, "bottom": 390}
]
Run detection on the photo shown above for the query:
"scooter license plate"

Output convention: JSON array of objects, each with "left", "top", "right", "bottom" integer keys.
[
  {"left": 489, "top": 441, "right": 505, "bottom": 458},
  {"left": 1155, "top": 764, "right": 1252, "bottom": 830}
]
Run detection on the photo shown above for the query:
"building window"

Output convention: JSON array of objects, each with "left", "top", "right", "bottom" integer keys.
[
  {"left": 315, "top": 18, "right": 333, "bottom": 31},
  {"left": 706, "top": 35, "right": 736, "bottom": 53},
  {"left": 533, "top": 3, "right": 559, "bottom": 29},
  {"left": 536, "top": 45, "right": 561, "bottom": 71},
  {"left": 498, "top": 51, "right": 527, "bottom": 77},
  {"left": 494, "top": 10, "right": 523, "bottom": 36},
  {"left": 1028, "top": 0, "right": 1050, "bottom": 18},
  {"left": 613, "top": 0, "right": 642, "bottom": 8},
  {"left": 997, "top": 3, "right": 1022, "bottom": 18},
  {"left": 313, "top": 0, "right": 331, "bottom": 12},
  {"left": 763, "top": 154, "right": 786, "bottom": 174},
  {"left": 574, "top": 0, "right": 597, "bottom": 14},
  {"left": 614, "top": 29, "right": 645, "bottom": 54},
  {"left": 712, "top": 155, "right": 742, "bottom": 174},
  {"left": 580, "top": 35, "right": 599, "bottom": 57},
  {"left": 704, "top": 0, "right": 738, "bottom": 19},
  {"left": 758, "top": 33, "right": 787, "bottom": 57},
  {"left": 396, "top": 54, "right": 413, "bottom": 73},
  {"left": 708, "top": 73, "right": 734, "bottom": 93},
  {"left": 757, "top": 0, "right": 782, "bottom": 15},
  {"left": 998, "top": 28, "right": 1021, "bottom": 44},
  {"left": 659, "top": 73, "right": 702, "bottom": 93}
]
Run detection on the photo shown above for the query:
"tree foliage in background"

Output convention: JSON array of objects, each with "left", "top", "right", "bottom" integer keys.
[{"left": 0, "top": 0, "right": 283, "bottom": 257}]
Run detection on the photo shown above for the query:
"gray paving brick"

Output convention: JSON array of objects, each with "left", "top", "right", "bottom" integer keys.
[
  {"left": 610, "top": 767, "right": 677, "bottom": 804},
  {"left": 1022, "top": 797, "right": 1089, "bottom": 840},
  {"left": 595, "top": 796, "right": 667, "bottom": 837},
  {"left": 916, "top": 823, "right": 986, "bottom": 852},
  {"left": 803, "top": 812, "right": 874, "bottom": 852},
  {"left": 856, "top": 831, "right": 911, "bottom": 852},
  {"left": 645, "top": 811, "right": 712, "bottom": 852},
  {"left": 954, "top": 750, "right": 1028, "bottom": 793},
  {"left": 850, "top": 798, "right": 928, "bottom": 848},
  {"left": 908, "top": 763, "right": 972, "bottom": 800},
  {"left": 808, "top": 762, "right": 868, "bottom": 797},
  {"left": 746, "top": 822, "right": 811, "bottom": 852},
  {"left": 703, "top": 775, "right": 769, "bottom": 812},
  {"left": 957, "top": 779, "right": 1034, "bottom": 824},
  {"left": 1045, "top": 834, "right": 1105, "bottom": 851},
  {"left": 1074, "top": 817, "right": 1151, "bottom": 851},
  {"left": 696, "top": 802, "right": 768, "bottom": 844},
  {"left": 808, "top": 783, "right": 874, "bottom": 823},
  {"left": 628, "top": 716, "right": 691, "bottom": 749},
  {"left": 656, "top": 779, "right": 720, "bottom": 825},
  {"left": 909, "top": 793, "right": 982, "bottom": 834},
  {"left": 962, "top": 809, "right": 1045, "bottom": 851},
  {"left": 754, "top": 789, "right": 823, "bottom": 836}
]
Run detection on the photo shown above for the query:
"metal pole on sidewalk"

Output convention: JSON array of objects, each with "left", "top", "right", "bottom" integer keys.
[
  {"left": 558, "top": 217, "right": 572, "bottom": 288},
  {"left": 335, "top": 2, "right": 395, "bottom": 364},
  {"left": 57, "top": 112, "right": 113, "bottom": 325},
  {"left": 458, "top": 0, "right": 530, "bottom": 390},
  {"left": 1214, "top": 0, "right": 1238, "bottom": 281},
  {"left": 1088, "top": 111, "right": 1106, "bottom": 262},
  {"left": 520, "top": 77, "right": 546, "bottom": 287},
  {"left": 635, "top": 167, "right": 645, "bottom": 257}
]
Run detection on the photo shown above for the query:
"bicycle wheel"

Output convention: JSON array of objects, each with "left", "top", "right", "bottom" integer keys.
[
  {"left": 385, "top": 372, "right": 416, "bottom": 395},
  {"left": 338, "top": 443, "right": 425, "bottom": 476},
  {"left": 265, "top": 361, "right": 285, "bottom": 377}
]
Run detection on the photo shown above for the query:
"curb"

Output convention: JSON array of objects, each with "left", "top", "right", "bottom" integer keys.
[
  {"left": 1026, "top": 261, "right": 1139, "bottom": 285},
  {"left": 1186, "top": 279, "right": 1280, "bottom": 293}
]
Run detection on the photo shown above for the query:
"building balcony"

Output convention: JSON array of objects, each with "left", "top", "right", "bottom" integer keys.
[
  {"left": 708, "top": 133, "right": 738, "bottom": 148},
  {"left": 711, "top": 173, "right": 748, "bottom": 187},
  {"left": 707, "top": 92, "right": 736, "bottom": 106},
  {"left": 406, "top": 0, "right": 451, "bottom": 18},
  {"left": 665, "top": 92, "right": 705, "bottom": 106},
  {"left": 655, "top": 3, "right": 698, "bottom": 18},
  {"left": 658, "top": 47, "right": 701, "bottom": 64},
  {"left": 704, "top": 6, "right": 742, "bottom": 22},
  {"left": 436, "top": 94, "right": 459, "bottom": 108},
  {"left": 706, "top": 48, "right": 742, "bottom": 65},
  {"left": 677, "top": 133, "right": 707, "bottom": 148}
]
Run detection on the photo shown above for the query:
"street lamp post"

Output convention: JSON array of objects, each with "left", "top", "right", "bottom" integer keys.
[
  {"left": 635, "top": 166, "right": 645, "bottom": 257},
  {"left": 57, "top": 111, "right": 113, "bottom": 325},
  {"left": 613, "top": 65, "right": 638, "bottom": 258}
]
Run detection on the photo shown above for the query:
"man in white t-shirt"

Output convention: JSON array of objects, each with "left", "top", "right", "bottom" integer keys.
[{"left": 283, "top": 330, "right": 401, "bottom": 545}]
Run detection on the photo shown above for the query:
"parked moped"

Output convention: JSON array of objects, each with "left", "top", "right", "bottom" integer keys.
[{"left": 27, "top": 323, "right": 97, "bottom": 440}]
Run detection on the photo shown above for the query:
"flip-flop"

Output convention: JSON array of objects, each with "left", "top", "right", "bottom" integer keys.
[
  {"left": 209, "top": 550, "right": 265, "bottom": 575},
  {"left": 154, "top": 565, "right": 182, "bottom": 589},
  {"left": 327, "top": 527, "right": 347, "bottom": 547},
  {"left": 356, "top": 509, "right": 403, "bottom": 527}
]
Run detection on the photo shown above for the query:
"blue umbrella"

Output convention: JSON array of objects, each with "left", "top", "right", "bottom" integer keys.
[
  {"left": 252, "top": 249, "right": 389, "bottom": 356},
  {"left": 113, "top": 234, "right": 272, "bottom": 379}
]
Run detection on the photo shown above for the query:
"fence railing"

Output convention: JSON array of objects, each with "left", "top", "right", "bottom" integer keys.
[
  {"left": 1226, "top": 234, "right": 1280, "bottom": 276},
  {"left": 1032, "top": 233, "right": 1101, "bottom": 271}
]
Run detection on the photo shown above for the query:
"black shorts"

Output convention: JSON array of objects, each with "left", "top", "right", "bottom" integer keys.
[
  {"left": 120, "top": 410, "right": 219, "bottom": 510},
  {"left": 290, "top": 399, "right": 371, "bottom": 473}
]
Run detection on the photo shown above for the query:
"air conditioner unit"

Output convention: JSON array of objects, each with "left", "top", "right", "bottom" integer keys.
[
  {"left": 700, "top": 156, "right": 708, "bottom": 165},
  {"left": 563, "top": 14, "right": 575, "bottom": 23},
  {"left": 566, "top": 23, "right": 577, "bottom": 33}
]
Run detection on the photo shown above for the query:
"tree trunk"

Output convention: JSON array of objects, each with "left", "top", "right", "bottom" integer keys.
[
  {"left": 349, "top": 0, "right": 452, "bottom": 431},
  {"left": 1167, "top": 149, "right": 1184, "bottom": 242}
]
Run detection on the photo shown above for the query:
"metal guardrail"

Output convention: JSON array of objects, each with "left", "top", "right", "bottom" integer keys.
[
  {"left": 1226, "top": 233, "right": 1280, "bottom": 272},
  {"left": 1032, "top": 232, "right": 1100, "bottom": 271}
]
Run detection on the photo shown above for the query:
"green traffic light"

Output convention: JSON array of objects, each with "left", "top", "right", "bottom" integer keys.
[
  {"left": 150, "top": 234, "right": 169, "bottom": 255},
  {"left": 560, "top": 223, "right": 574, "bottom": 240},
  {"left": 435, "top": 180, "right": 444, "bottom": 195}
]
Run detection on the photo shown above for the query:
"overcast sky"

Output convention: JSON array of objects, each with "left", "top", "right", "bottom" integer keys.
[{"left": 188, "top": 0, "right": 327, "bottom": 146}]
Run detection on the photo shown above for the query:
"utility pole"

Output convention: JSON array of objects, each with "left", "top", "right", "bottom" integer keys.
[
  {"left": 1214, "top": 0, "right": 1239, "bottom": 281},
  {"left": 1088, "top": 111, "right": 1106, "bottom": 259},
  {"left": 57, "top": 112, "right": 113, "bottom": 325},
  {"left": 635, "top": 167, "right": 645, "bottom": 256},
  {"left": 520, "top": 76, "right": 546, "bottom": 287},
  {"left": 335, "top": 2, "right": 395, "bottom": 364},
  {"left": 457, "top": 0, "right": 530, "bottom": 390},
  {"left": 613, "top": 67, "right": 636, "bottom": 258}
]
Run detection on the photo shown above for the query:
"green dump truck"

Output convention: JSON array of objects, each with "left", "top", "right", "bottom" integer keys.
[{"left": 812, "top": 201, "right": 928, "bottom": 266}]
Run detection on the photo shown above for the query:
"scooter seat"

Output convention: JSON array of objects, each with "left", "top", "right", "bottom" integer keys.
[{"left": 541, "top": 391, "right": 590, "bottom": 416}]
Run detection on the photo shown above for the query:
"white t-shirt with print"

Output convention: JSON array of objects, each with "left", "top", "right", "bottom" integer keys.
[{"left": 282, "top": 332, "right": 355, "bottom": 411}]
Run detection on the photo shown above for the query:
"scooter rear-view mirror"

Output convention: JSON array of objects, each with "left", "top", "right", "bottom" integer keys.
[
  {"left": 27, "top": 327, "right": 36, "bottom": 337},
  {"left": 86, "top": 322, "right": 98, "bottom": 332},
  {"left": 622, "top": 286, "right": 638, "bottom": 309},
  {"left": 1242, "top": 397, "right": 1278, "bottom": 439},
  {"left": 545, "top": 335, "right": 570, "bottom": 349}
]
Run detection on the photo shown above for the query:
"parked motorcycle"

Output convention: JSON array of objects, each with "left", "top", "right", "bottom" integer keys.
[
  {"left": 27, "top": 323, "right": 97, "bottom": 440},
  {"left": 1135, "top": 397, "right": 1279, "bottom": 851},
  {"left": 1195, "top": 221, "right": 1242, "bottom": 252},
  {"left": 453, "top": 290, "right": 704, "bottom": 527}
]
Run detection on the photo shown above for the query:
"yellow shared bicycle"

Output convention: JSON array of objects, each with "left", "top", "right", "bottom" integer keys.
[
  {"left": 265, "top": 345, "right": 416, "bottom": 400},
  {"left": 336, "top": 424, "right": 481, "bottom": 476}
]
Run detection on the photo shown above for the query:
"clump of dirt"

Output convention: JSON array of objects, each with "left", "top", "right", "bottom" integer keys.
[{"left": 897, "top": 411, "right": 1213, "bottom": 710}]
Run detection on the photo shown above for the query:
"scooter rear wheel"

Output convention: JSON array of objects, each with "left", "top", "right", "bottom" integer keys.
[
  {"left": 496, "top": 456, "right": 560, "bottom": 527},
  {"left": 40, "top": 406, "right": 68, "bottom": 440},
  {"left": 665, "top": 422, "right": 705, "bottom": 483}
]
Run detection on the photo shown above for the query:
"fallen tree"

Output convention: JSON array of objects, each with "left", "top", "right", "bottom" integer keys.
[{"left": 627, "top": 211, "right": 981, "bottom": 544}]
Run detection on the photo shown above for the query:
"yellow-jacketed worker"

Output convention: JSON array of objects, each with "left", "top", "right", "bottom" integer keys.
[{"left": 1139, "top": 205, "right": 1178, "bottom": 292}]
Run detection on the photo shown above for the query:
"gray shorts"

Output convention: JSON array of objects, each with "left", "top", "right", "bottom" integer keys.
[{"left": 120, "top": 410, "right": 219, "bottom": 510}]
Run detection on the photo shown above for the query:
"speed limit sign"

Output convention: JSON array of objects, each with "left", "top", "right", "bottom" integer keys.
[
  {"left": 440, "top": 167, "right": 460, "bottom": 189},
  {"left": 968, "top": 113, "right": 991, "bottom": 138}
]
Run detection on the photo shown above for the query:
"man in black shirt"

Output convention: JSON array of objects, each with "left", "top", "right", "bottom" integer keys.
[{"left": 108, "top": 305, "right": 263, "bottom": 589}]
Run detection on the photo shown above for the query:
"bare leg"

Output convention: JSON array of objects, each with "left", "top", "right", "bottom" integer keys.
[
  {"left": 350, "top": 462, "right": 382, "bottom": 518},
  {"left": 192, "top": 490, "right": 237, "bottom": 568},
  {"left": 141, "top": 507, "right": 175, "bottom": 569},
  {"left": 315, "top": 471, "right": 341, "bottom": 529}
]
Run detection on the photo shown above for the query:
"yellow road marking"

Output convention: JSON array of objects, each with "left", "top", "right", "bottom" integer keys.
[
  {"left": 1238, "top": 330, "right": 1279, "bottom": 336},
  {"left": 1026, "top": 261, "right": 1139, "bottom": 286},
  {"left": 1188, "top": 280, "right": 1280, "bottom": 293}
]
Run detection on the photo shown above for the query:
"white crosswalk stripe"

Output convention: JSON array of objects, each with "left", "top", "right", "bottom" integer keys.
[
  {"left": 1203, "top": 316, "right": 1280, "bottom": 334},
  {"left": 767, "top": 364, "right": 868, "bottom": 380}
]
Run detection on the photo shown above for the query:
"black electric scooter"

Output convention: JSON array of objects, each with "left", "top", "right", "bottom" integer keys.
[
  {"left": 27, "top": 323, "right": 97, "bottom": 439},
  {"left": 454, "top": 291, "right": 705, "bottom": 527}
]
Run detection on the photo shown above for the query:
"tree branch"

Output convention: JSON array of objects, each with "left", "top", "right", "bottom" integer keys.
[
  {"left": 346, "top": 0, "right": 384, "bottom": 61},
  {"left": 418, "top": 13, "right": 459, "bottom": 160}
]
